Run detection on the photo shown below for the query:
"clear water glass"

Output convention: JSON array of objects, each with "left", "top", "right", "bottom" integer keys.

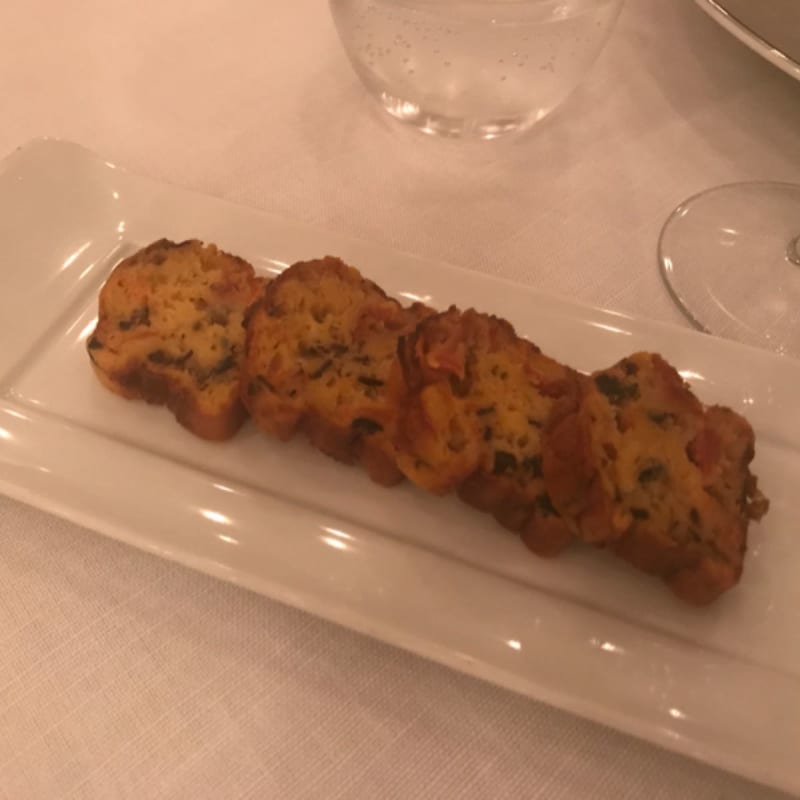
[{"left": 330, "top": 0, "right": 624, "bottom": 139}]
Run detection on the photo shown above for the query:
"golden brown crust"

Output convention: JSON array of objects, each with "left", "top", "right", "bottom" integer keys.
[
  {"left": 86, "top": 239, "right": 264, "bottom": 441},
  {"left": 241, "top": 256, "right": 434, "bottom": 486},
  {"left": 541, "top": 352, "right": 769, "bottom": 604},
  {"left": 392, "top": 306, "right": 579, "bottom": 556},
  {"left": 87, "top": 238, "right": 771, "bottom": 605}
]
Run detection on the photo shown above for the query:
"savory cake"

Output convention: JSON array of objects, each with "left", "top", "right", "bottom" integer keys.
[
  {"left": 241, "top": 256, "right": 433, "bottom": 486},
  {"left": 86, "top": 238, "right": 264, "bottom": 440},
  {"left": 541, "top": 352, "right": 769, "bottom": 604},
  {"left": 86, "top": 236, "right": 771, "bottom": 605},
  {"left": 392, "top": 306, "right": 580, "bottom": 556}
]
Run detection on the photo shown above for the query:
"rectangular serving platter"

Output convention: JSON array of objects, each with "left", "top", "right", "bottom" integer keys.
[{"left": 0, "top": 138, "right": 797, "bottom": 795}]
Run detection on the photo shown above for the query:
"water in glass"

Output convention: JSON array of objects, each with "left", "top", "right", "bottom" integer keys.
[{"left": 330, "top": 0, "right": 623, "bottom": 138}]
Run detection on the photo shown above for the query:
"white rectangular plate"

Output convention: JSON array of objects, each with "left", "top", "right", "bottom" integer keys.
[{"left": 0, "top": 139, "right": 797, "bottom": 796}]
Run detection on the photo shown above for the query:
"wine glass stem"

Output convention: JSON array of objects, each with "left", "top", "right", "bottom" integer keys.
[{"left": 787, "top": 234, "right": 800, "bottom": 267}]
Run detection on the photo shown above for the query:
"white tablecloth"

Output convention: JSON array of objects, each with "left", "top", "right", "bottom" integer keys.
[{"left": 2, "top": 0, "right": 800, "bottom": 797}]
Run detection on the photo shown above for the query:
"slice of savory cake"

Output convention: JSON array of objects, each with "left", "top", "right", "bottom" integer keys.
[
  {"left": 241, "top": 256, "right": 433, "bottom": 486},
  {"left": 542, "top": 352, "right": 769, "bottom": 604},
  {"left": 392, "top": 306, "right": 580, "bottom": 556},
  {"left": 87, "top": 239, "right": 264, "bottom": 440}
]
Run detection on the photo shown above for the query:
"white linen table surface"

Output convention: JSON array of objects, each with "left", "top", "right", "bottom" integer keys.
[{"left": 1, "top": 0, "right": 799, "bottom": 797}]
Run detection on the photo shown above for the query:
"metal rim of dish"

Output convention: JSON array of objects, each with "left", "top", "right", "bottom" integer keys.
[{"left": 694, "top": 0, "right": 800, "bottom": 82}]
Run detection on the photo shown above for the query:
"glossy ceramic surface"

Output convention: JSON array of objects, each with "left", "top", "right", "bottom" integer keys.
[{"left": 0, "top": 139, "right": 797, "bottom": 795}]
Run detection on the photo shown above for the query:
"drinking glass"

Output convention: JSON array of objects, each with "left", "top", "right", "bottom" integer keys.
[{"left": 330, "top": 0, "right": 624, "bottom": 139}]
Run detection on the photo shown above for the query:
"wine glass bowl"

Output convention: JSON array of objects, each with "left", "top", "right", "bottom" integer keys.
[{"left": 658, "top": 181, "right": 800, "bottom": 358}]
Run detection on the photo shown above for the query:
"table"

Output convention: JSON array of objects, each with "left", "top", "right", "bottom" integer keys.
[{"left": 2, "top": 0, "right": 799, "bottom": 797}]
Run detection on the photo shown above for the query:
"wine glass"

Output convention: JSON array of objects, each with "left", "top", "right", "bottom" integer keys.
[{"left": 658, "top": 181, "right": 800, "bottom": 357}]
